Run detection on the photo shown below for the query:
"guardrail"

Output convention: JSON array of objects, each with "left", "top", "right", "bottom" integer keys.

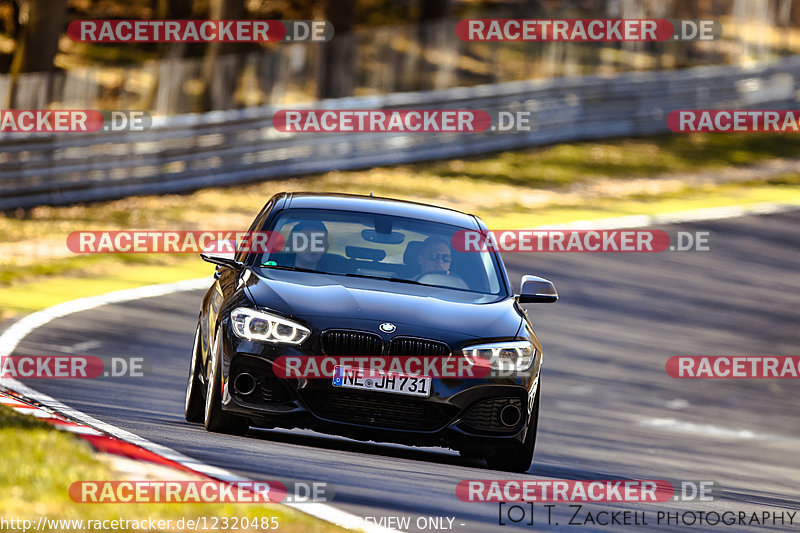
[{"left": 1, "top": 56, "right": 798, "bottom": 210}]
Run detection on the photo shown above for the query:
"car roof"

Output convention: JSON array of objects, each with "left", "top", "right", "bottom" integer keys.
[{"left": 280, "top": 192, "right": 479, "bottom": 228}]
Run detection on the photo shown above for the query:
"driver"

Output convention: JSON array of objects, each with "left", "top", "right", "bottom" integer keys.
[{"left": 416, "top": 237, "right": 453, "bottom": 278}]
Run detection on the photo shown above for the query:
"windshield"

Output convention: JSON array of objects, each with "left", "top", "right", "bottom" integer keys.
[{"left": 255, "top": 208, "right": 505, "bottom": 295}]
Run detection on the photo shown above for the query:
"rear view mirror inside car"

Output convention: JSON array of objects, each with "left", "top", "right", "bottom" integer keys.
[{"left": 362, "top": 229, "right": 405, "bottom": 244}]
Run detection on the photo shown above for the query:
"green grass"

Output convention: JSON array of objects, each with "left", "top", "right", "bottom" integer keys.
[
  {"left": 0, "top": 257, "right": 212, "bottom": 316},
  {"left": 0, "top": 405, "right": 345, "bottom": 532},
  {"left": 484, "top": 183, "right": 800, "bottom": 228},
  {"left": 419, "top": 133, "right": 800, "bottom": 188},
  {"left": 0, "top": 254, "right": 181, "bottom": 286}
]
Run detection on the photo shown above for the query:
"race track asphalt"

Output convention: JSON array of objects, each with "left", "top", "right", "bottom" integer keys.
[{"left": 11, "top": 212, "right": 800, "bottom": 532}]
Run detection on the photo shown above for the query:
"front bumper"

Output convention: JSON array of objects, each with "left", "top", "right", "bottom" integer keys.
[{"left": 219, "top": 348, "right": 540, "bottom": 450}]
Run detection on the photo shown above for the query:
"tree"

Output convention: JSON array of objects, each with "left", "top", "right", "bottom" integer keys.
[
  {"left": 200, "top": 0, "right": 246, "bottom": 110},
  {"left": 317, "top": 0, "right": 357, "bottom": 99},
  {"left": 7, "top": 0, "right": 67, "bottom": 106},
  {"left": 9, "top": 0, "right": 67, "bottom": 74},
  {"left": 418, "top": 0, "right": 450, "bottom": 24},
  {"left": 154, "top": 0, "right": 194, "bottom": 19},
  {"left": 417, "top": 0, "right": 451, "bottom": 90}
]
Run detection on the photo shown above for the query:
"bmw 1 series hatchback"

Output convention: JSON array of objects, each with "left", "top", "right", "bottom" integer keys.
[{"left": 184, "top": 192, "right": 557, "bottom": 472}]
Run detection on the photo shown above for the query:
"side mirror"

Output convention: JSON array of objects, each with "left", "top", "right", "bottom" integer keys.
[
  {"left": 518, "top": 275, "right": 558, "bottom": 303},
  {"left": 200, "top": 240, "right": 244, "bottom": 269}
]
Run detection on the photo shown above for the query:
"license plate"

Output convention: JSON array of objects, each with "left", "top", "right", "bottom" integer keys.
[{"left": 332, "top": 365, "right": 431, "bottom": 398}]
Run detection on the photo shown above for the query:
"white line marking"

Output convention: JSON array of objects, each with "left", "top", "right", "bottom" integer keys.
[
  {"left": 639, "top": 418, "right": 757, "bottom": 439},
  {"left": 62, "top": 339, "right": 102, "bottom": 354},
  {"left": 638, "top": 418, "right": 800, "bottom": 444},
  {"left": 665, "top": 399, "right": 689, "bottom": 410},
  {"left": 0, "top": 277, "right": 394, "bottom": 533}
]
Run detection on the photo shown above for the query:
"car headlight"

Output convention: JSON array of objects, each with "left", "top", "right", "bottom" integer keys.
[
  {"left": 230, "top": 307, "right": 310, "bottom": 345},
  {"left": 462, "top": 340, "right": 536, "bottom": 371}
]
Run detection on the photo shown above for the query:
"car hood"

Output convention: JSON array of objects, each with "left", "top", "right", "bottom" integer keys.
[{"left": 243, "top": 269, "right": 523, "bottom": 340}]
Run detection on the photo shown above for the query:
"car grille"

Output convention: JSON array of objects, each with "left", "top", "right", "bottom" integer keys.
[
  {"left": 321, "top": 330, "right": 452, "bottom": 358},
  {"left": 461, "top": 398, "right": 523, "bottom": 432},
  {"left": 388, "top": 337, "right": 450, "bottom": 357},
  {"left": 321, "top": 330, "right": 383, "bottom": 356},
  {"left": 304, "top": 390, "right": 455, "bottom": 431}
]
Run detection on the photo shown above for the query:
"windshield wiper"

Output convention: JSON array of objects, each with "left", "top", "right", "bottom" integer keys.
[
  {"left": 259, "top": 264, "right": 327, "bottom": 275},
  {"left": 385, "top": 277, "right": 425, "bottom": 286},
  {"left": 262, "top": 267, "right": 426, "bottom": 286},
  {"left": 341, "top": 272, "right": 424, "bottom": 285}
]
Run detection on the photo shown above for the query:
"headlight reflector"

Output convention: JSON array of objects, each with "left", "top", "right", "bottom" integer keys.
[
  {"left": 230, "top": 307, "right": 310, "bottom": 344},
  {"left": 462, "top": 340, "right": 536, "bottom": 371}
]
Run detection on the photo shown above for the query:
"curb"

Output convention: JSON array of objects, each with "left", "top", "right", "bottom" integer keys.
[{"left": 0, "top": 388, "right": 201, "bottom": 476}]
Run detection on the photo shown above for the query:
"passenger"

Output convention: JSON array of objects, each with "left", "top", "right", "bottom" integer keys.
[{"left": 415, "top": 237, "right": 453, "bottom": 278}]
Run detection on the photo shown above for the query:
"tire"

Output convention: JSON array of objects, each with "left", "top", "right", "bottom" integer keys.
[
  {"left": 486, "top": 382, "right": 540, "bottom": 472},
  {"left": 184, "top": 324, "right": 205, "bottom": 423},
  {"left": 203, "top": 328, "right": 249, "bottom": 435}
]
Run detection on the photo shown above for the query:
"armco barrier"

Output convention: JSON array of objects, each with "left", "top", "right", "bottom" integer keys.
[{"left": 1, "top": 56, "right": 798, "bottom": 210}]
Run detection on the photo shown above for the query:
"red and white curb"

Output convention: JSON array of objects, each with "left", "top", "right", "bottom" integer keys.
[
  {"left": 0, "top": 390, "right": 102, "bottom": 435},
  {"left": 0, "top": 389, "right": 200, "bottom": 473}
]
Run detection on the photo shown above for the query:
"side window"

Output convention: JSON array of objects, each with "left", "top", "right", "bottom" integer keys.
[{"left": 236, "top": 198, "right": 275, "bottom": 263}]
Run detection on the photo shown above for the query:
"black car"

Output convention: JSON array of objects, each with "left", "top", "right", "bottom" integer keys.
[{"left": 184, "top": 192, "right": 557, "bottom": 472}]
